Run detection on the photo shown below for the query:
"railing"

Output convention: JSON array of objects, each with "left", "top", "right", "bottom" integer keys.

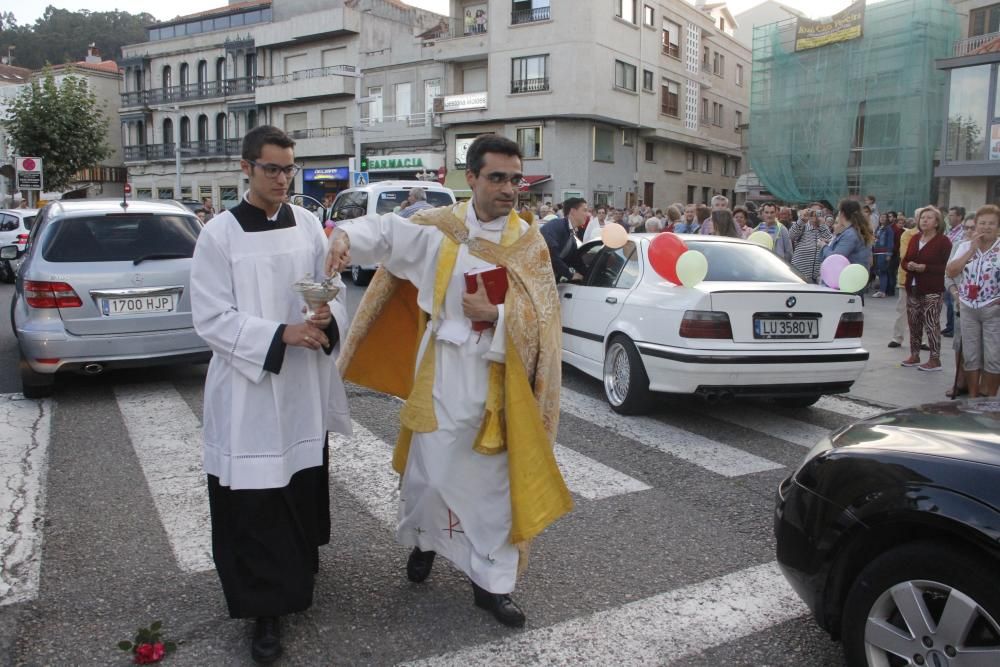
[
  {"left": 661, "top": 103, "right": 678, "bottom": 117},
  {"left": 123, "top": 139, "right": 242, "bottom": 161},
  {"left": 257, "top": 65, "right": 357, "bottom": 87},
  {"left": 662, "top": 43, "right": 680, "bottom": 58},
  {"left": 953, "top": 31, "right": 1000, "bottom": 57},
  {"left": 288, "top": 126, "right": 352, "bottom": 140},
  {"left": 511, "top": 77, "right": 548, "bottom": 93},
  {"left": 120, "top": 78, "right": 256, "bottom": 107},
  {"left": 426, "top": 16, "right": 488, "bottom": 39},
  {"left": 511, "top": 6, "right": 550, "bottom": 24},
  {"left": 358, "top": 113, "right": 436, "bottom": 128}
]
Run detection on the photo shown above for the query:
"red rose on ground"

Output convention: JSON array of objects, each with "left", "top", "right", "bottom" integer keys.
[{"left": 133, "top": 642, "right": 164, "bottom": 664}]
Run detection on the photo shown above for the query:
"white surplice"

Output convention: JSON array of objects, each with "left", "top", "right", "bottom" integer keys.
[
  {"left": 341, "top": 203, "right": 526, "bottom": 593},
  {"left": 191, "top": 204, "right": 352, "bottom": 490}
]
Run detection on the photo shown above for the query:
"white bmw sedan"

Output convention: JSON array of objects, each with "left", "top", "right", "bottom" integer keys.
[{"left": 560, "top": 234, "right": 868, "bottom": 414}]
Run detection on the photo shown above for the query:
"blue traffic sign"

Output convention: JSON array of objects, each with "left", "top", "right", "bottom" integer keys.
[{"left": 353, "top": 171, "right": 369, "bottom": 187}]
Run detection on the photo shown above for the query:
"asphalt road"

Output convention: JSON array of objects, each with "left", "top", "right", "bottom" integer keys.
[{"left": 0, "top": 279, "right": 895, "bottom": 666}]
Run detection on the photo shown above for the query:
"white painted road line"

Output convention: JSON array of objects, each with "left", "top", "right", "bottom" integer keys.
[
  {"left": 560, "top": 388, "right": 782, "bottom": 477},
  {"left": 0, "top": 394, "right": 52, "bottom": 606},
  {"left": 554, "top": 444, "right": 651, "bottom": 500},
  {"left": 328, "top": 423, "right": 399, "bottom": 528},
  {"left": 816, "top": 395, "right": 886, "bottom": 420},
  {"left": 114, "top": 384, "right": 213, "bottom": 573},
  {"left": 403, "top": 561, "right": 808, "bottom": 666},
  {"left": 699, "top": 406, "right": 831, "bottom": 449}
]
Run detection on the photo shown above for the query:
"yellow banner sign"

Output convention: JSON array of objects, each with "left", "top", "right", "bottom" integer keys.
[{"left": 794, "top": 0, "right": 865, "bottom": 52}]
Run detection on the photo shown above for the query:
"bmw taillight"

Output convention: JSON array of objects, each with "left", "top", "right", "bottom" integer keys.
[
  {"left": 835, "top": 312, "right": 864, "bottom": 338},
  {"left": 679, "top": 310, "right": 733, "bottom": 339},
  {"left": 24, "top": 281, "right": 83, "bottom": 309}
]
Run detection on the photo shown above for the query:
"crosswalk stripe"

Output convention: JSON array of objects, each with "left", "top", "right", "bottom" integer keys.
[
  {"left": 113, "top": 384, "right": 213, "bottom": 573},
  {"left": 560, "top": 388, "right": 782, "bottom": 477},
  {"left": 553, "top": 444, "right": 651, "bottom": 500},
  {"left": 402, "top": 560, "right": 808, "bottom": 666},
  {"left": 698, "top": 406, "right": 831, "bottom": 449},
  {"left": 815, "top": 395, "right": 886, "bottom": 420},
  {"left": 0, "top": 394, "right": 52, "bottom": 606},
  {"left": 327, "top": 423, "right": 651, "bottom": 528}
]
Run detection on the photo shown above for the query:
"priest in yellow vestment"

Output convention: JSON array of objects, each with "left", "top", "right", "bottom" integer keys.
[{"left": 326, "top": 135, "right": 571, "bottom": 628}]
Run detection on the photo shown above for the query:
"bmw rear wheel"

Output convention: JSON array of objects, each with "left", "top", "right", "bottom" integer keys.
[
  {"left": 603, "top": 335, "right": 652, "bottom": 415},
  {"left": 842, "top": 542, "right": 1000, "bottom": 667}
]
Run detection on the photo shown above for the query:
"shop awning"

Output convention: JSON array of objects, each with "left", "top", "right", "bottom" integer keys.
[
  {"left": 443, "top": 170, "right": 472, "bottom": 198},
  {"left": 518, "top": 175, "right": 551, "bottom": 192}
]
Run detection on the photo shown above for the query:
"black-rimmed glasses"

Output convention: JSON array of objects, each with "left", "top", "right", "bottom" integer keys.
[{"left": 249, "top": 161, "right": 302, "bottom": 179}]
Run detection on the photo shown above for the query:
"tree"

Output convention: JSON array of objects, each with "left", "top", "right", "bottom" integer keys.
[{"left": 3, "top": 69, "right": 111, "bottom": 192}]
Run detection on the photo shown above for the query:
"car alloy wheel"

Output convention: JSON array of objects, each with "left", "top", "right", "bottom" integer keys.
[
  {"left": 842, "top": 542, "right": 1000, "bottom": 667},
  {"left": 603, "top": 335, "right": 652, "bottom": 415}
]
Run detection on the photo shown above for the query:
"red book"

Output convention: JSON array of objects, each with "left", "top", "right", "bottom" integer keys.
[{"left": 464, "top": 265, "right": 508, "bottom": 332}]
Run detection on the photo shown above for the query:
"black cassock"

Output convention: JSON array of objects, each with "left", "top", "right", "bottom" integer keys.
[{"left": 205, "top": 200, "right": 338, "bottom": 619}]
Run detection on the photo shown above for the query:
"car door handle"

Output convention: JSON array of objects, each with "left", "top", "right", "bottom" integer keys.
[
  {"left": 606, "top": 296, "right": 618, "bottom": 304},
  {"left": 563, "top": 293, "right": 573, "bottom": 299}
]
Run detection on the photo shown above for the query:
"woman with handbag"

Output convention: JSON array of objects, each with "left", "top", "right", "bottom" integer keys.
[
  {"left": 900, "top": 206, "right": 952, "bottom": 372},
  {"left": 946, "top": 204, "right": 1000, "bottom": 397}
]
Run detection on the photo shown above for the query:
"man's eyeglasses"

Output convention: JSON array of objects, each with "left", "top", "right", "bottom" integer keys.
[
  {"left": 249, "top": 161, "right": 301, "bottom": 179},
  {"left": 481, "top": 171, "right": 524, "bottom": 186}
]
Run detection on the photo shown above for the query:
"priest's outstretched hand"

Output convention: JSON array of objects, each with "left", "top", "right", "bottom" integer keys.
[{"left": 325, "top": 229, "right": 351, "bottom": 275}]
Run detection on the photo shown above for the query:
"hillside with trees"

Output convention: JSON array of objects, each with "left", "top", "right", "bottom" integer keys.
[{"left": 0, "top": 6, "right": 156, "bottom": 69}]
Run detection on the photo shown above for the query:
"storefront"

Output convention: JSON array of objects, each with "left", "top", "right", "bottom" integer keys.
[
  {"left": 302, "top": 167, "right": 350, "bottom": 207},
  {"left": 367, "top": 153, "right": 445, "bottom": 183}
]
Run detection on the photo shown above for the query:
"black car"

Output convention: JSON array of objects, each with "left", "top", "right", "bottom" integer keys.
[{"left": 774, "top": 398, "right": 1000, "bottom": 666}]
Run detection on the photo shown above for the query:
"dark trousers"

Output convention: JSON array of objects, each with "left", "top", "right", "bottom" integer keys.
[
  {"left": 888, "top": 256, "right": 899, "bottom": 296},
  {"left": 943, "top": 290, "right": 955, "bottom": 332}
]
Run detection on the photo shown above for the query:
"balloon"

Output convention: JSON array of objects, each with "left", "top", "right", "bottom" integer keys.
[
  {"left": 838, "top": 263, "right": 870, "bottom": 293},
  {"left": 648, "top": 232, "right": 688, "bottom": 284},
  {"left": 675, "top": 250, "right": 708, "bottom": 287},
  {"left": 820, "top": 254, "right": 850, "bottom": 289},
  {"left": 601, "top": 222, "right": 628, "bottom": 249},
  {"left": 747, "top": 231, "right": 774, "bottom": 250}
]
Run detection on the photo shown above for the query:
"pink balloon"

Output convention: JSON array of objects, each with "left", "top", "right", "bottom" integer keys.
[
  {"left": 820, "top": 254, "right": 850, "bottom": 288},
  {"left": 601, "top": 222, "right": 629, "bottom": 249}
]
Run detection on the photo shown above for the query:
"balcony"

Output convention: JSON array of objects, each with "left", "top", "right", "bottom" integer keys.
[
  {"left": 120, "top": 78, "right": 256, "bottom": 108},
  {"left": 511, "top": 77, "right": 549, "bottom": 94},
  {"left": 255, "top": 66, "right": 355, "bottom": 105},
  {"left": 953, "top": 31, "right": 1000, "bottom": 57},
  {"left": 511, "top": 6, "right": 550, "bottom": 25},
  {"left": 123, "top": 139, "right": 242, "bottom": 163},
  {"left": 661, "top": 43, "right": 680, "bottom": 59},
  {"left": 422, "top": 16, "right": 489, "bottom": 62},
  {"left": 357, "top": 113, "right": 442, "bottom": 146},
  {"left": 287, "top": 127, "right": 353, "bottom": 158}
]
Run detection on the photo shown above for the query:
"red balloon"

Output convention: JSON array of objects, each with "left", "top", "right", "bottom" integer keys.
[{"left": 648, "top": 232, "right": 688, "bottom": 284}]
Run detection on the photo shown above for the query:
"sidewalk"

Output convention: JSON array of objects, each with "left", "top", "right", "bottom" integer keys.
[{"left": 848, "top": 293, "right": 957, "bottom": 409}]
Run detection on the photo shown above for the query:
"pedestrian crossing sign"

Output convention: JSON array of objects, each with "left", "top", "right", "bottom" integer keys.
[{"left": 353, "top": 171, "right": 369, "bottom": 187}]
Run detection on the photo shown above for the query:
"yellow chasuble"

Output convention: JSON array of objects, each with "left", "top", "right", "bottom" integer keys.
[{"left": 338, "top": 203, "right": 572, "bottom": 545}]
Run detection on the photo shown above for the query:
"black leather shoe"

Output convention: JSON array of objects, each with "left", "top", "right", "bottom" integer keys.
[
  {"left": 887, "top": 341, "right": 901, "bottom": 348},
  {"left": 471, "top": 581, "right": 526, "bottom": 628},
  {"left": 406, "top": 547, "right": 436, "bottom": 583},
  {"left": 251, "top": 616, "right": 282, "bottom": 664}
]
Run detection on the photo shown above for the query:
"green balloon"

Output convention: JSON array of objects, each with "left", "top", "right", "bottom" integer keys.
[{"left": 838, "top": 263, "right": 869, "bottom": 293}]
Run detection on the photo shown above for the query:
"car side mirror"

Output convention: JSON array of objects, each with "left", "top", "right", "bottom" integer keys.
[{"left": 0, "top": 245, "right": 18, "bottom": 260}]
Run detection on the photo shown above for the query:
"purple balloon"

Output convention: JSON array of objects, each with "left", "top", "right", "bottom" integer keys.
[{"left": 820, "top": 254, "right": 850, "bottom": 289}]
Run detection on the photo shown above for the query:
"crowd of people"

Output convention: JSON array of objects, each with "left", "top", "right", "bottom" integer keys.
[{"left": 532, "top": 193, "right": 999, "bottom": 397}]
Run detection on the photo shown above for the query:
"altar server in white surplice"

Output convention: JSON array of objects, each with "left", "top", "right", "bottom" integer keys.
[
  {"left": 328, "top": 134, "right": 571, "bottom": 629},
  {"left": 190, "top": 125, "right": 351, "bottom": 665}
]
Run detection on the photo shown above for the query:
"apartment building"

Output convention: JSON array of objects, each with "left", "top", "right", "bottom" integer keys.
[
  {"left": 935, "top": 0, "right": 1000, "bottom": 208},
  {"left": 428, "top": 0, "right": 750, "bottom": 208}
]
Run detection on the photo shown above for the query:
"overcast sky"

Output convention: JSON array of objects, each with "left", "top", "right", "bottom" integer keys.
[{"left": 13, "top": 0, "right": 884, "bottom": 27}]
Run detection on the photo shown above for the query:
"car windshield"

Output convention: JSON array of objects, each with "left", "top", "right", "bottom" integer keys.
[
  {"left": 42, "top": 214, "right": 201, "bottom": 263},
  {"left": 679, "top": 240, "right": 805, "bottom": 283},
  {"left": 375, "top": 190, "right": 453, "bottom": 214}
]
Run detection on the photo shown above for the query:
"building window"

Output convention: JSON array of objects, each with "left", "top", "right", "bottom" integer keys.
[
  {"left": 946, "top": 64, "right": 990, "bottom": 162},
  {"left": 661, "top": 79, "right": 680, "bottom": 117},
  {"left": 642, "top": 69, "right": 653, "bottom": 92},
  {"left": 701, "top": 97, "right": 709, "bottom": 123},
  {"left": 616, "top": 0, "right": 636, "bottom": 24},
  {"left": 702, "top": 154, "right": 711, "bottom": 173},
  {"left": 623, "top": 129, "right": 634, "bottom": 146},
  {"left": 713, "top": 102, "right": 723, "bottom": 126},
  {"left": 136, "top": 188, "right": 153, "bottom": 200},
  {"left": 517, "top": 126, "right": 542, "bottom": 159},
  {"left": 614, "top": 60, "right": 637, "bottom": 92},
  {"left": 702, "top": 186, "right": 711, "bottom": 204},
  {"left": 703, "top": 46, "right": 710, "bottom": 69},
  {"left": 722, "top": 158, "right": 730, "bottom": 177},
  {"left": 644, "top": 141, "right": 655, "bottom": 162},
  {"left": 395, "top": 82, "right": 412, "bottom": 121},
  {"left": 713, "top": 52, "right": 724, "bottom": 77},
  {"left": 686, "top": 150, "right": 695, "bottom": 170},
  {"left": 511, "top": 55, "right": 549, "bottom": 93},
  {"left": 735, "top": 109, "right": 743, "bottom": 130},
  {"left": 283, "top": 112, "right": 306, "bottom": 134},
  {"left": 687, "top": 185, "right": 696, "bottom": 203},
  {"left": 594, "top": 126, "right": 615, "bottom": 162},
  {"left": 736, "top": 64, "right": 744, "bottom": 87},
  {"left": 643, "top": 4, "right": 654, "bottom": 26},
  {"left": 368, "top": 86, "right": 383, "bottom": 123},
  {"left": 511, "top": 0, "right": 550, "bottom": 25},
  {"left": 970, "top": 4, "right": 1000, "bottom": 37},
  {"left": 662, "top": 18, "right": 681, "bottom": 58}
]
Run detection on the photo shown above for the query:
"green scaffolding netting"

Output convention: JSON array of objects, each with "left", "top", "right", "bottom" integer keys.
[{"left": 748, "top": 0, "right": 959, "bottom": 213}]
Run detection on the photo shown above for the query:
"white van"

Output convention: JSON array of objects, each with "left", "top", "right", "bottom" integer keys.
[{"left": 331, "top": 180, "right": 455, "bottom": 285}]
